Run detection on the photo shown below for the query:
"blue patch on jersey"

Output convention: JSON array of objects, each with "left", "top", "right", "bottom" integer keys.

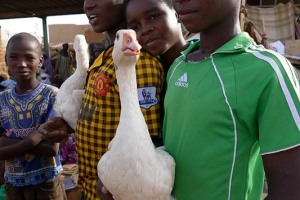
[{"left": 137, "top": 87, "right": 158, "bottom": 109}]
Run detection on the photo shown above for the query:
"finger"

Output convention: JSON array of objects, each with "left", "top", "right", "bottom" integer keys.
[
  {"left": 45, "top": 132, "right": 69, "bottom": 143},
  {"left": 102, "top": 186, "right": 109, "bottom": 194},
  {"left": 37, "top": 127, "right": 47, "bottom": 135},
  {"left": 43, "top": 131, "right": 62, "bottom": 140}
]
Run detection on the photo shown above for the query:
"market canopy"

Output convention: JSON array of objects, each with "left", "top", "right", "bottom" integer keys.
[
  {"left": 0, "top": 0, "right": 85, "bottom": 56},
  {"left": 0, "top": 0, "right": 84, "bottom": 20}
]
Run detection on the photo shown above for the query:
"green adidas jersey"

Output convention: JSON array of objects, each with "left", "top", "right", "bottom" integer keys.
[{"left": 163, "top": 33, "right": 300, "bottom": 200}]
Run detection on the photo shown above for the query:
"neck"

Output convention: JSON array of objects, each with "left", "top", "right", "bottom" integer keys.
[
  {"left": 106, "top": 21, "right": 127, "bottom": 45},
  {"left": 116, "top": 63, "right": 140, "bottom": 117},
  {"left": 15, "top": 79, "right": 40, "bottom": 94},
  {"left": 161, "top": 38, "right": 187, "bottom": 68},
  {"left": 199, "top": 16, "right": 241, "bottom": 54}
]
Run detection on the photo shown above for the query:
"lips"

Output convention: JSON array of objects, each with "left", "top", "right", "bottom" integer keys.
[
  {"left": 15, "top": 71, "right": 29, "bottom": 75},
  {"left": 145, "top": 38, "right": 158, "bottom": 47},
  {"left": 87, "top": 14, "right": 98, "bottom": 24},
  {"left": 176, "top": 8, "right": 196, "bottom": 21}
]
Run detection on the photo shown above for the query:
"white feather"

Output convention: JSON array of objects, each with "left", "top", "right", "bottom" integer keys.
[
  {"left": 54, "top": 35, "right": 89, "bottom": 130},
  {"left": 97, "top": 29, "right": 175, "bottom": 200}
]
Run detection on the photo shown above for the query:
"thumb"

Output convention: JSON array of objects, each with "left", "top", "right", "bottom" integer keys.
[{"left": 102, "top": 186, "right": 109, "bottom": 194}]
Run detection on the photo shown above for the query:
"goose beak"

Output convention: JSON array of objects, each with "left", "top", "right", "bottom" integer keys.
[{"left": 121, "top": 32, "right": 141, "bottom": 56}]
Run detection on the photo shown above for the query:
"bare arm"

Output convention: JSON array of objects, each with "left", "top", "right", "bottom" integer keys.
[
  {"left": 0, "top": 135, "right": 58, "bottom": 157},
  {"left": 97, "top": 179, "right": 114, "bottom": 200},
  {"left": 0, "top": 131, "right": 43, "bottom": 160},
  {"left": 263, "top": 146, "right": 300, "bottom": 200},
  {"left": 38, "top": 117, "right": 72, "bottom": 143},
  {"left": 29, "top": 141, "right": 59, "bottom": 157}
]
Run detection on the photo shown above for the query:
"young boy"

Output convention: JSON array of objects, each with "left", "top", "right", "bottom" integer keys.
[
  {"left": 163, "top": 0, "right": 300, "bottom": 199},
  {"left": 0, "top": 32, "right": 66, "bottom": 200},
  {"left": 39, "top": 0, "right": 164, "bottom": 199},
  {"left": 125, "top": 0, "right": 187, "bottom": 69}
]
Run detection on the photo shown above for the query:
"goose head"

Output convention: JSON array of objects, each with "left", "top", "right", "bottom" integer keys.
[{"left": 112, "top": 29, "right": 141, "bottom": 69}]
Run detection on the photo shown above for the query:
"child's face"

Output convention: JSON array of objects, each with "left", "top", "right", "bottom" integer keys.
[
  {"left": 84, "top": 0, "right": 125, "bottom": 33},
  {"left": 173, "top": 0, "right": 236, "bottom": 33},
  {"left": 5, "top": 40, "right": 42, "bottom": 81},
  {"left": 126, "top": 0, "right": 181, "bottom": 56}
]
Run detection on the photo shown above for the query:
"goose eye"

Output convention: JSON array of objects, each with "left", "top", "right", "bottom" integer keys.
[{"left": 116, "top": 33, "right": 119, "bottom": 40}]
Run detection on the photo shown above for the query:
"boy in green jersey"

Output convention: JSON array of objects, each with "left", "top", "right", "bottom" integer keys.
[{"left": 163, "top": 0, "right": 300, "bottom": 199}]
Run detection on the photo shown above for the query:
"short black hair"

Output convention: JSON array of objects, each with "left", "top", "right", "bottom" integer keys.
[
  {"left": 62, "top": 43, "right": 69, "bottom": 49},
  {"left": 6, "top": 32, "right": 42, "bottom": 55}
]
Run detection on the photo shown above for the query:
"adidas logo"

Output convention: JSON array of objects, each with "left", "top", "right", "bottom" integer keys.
[{"left": 175, "top": 73, "right": 189, "bottom": 88}]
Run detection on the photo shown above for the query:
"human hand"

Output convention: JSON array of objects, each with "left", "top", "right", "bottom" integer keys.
[
  {"left": 23, "top": 131, "right": 44, "bottom": 148},
  {"left": 97, "top": 179, "right": 114, "bottom": 200},
  {"left": 38, "top": 117, "right": 70, "bottom": 143},
  {"left": 43, "top": 131, "right": 69, "bottom": 143}
]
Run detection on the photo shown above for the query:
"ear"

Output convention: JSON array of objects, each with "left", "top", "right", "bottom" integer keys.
[
  {"left": 4, "top": 54, "right": 12, "bottom": 76},
  {"left": 4, "top": 54, "right": 8, "bottom": 66},
  {"left": 39, "top": 55, "right": 44, "bottom": 68}
]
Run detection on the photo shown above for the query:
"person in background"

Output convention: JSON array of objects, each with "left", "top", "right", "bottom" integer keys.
[
  {"left": 125, "top": 0, "right": 187, "bottom": 69},
  {"left": 55, "top": 43, "right": 71, "bottom": 85},
  {"left": 0, "top": 73, "right": 16, "bottom": 90},
  {"left": 42, "top": 53, "right": 54, "bottom": 84},
  {"left": 93, "top": 0, "right": 188, "bottom": 199},
  {"left": 0, "top": 32, "right": 66, "bottom": 200},
  {"left": 37, "top": 54, "right": 52, "bottom": 85},
  {"left": 0, "top": 75, "right": 7, "bottom": 92},
  {"left": 125, "top": 0, "right": 188, "bottom": 125},
  {"left": 94, "top": 0, "right": 189, "bottom": 199},
  {"left": 38, "top": 0, "right": 164, "bottom": 199},
  {"left": 163, "top": 0, "right": 300, "bottom": 199}
]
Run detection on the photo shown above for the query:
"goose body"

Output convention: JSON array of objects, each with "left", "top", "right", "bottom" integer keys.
[
  {"left": 54, "top": 35, "right": 89, "bottom": 130},
  {"left": 97, "top": 29, "right": 175, "bottom": 200}
]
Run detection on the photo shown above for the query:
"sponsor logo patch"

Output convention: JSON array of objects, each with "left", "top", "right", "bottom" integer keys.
[
  {"left": 94, "top": 72, "right": 110, "bottom": 96},
  {"left": 137, "top": 87, "right": 158, "bottom": 109}
]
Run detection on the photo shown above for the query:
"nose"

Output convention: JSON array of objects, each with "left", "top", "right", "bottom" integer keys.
[
  {"left": 17, "top": 58, "right": 27, "bottom": 67},
  {"left": 141, "top": 25, "right": 154, "bottom": 38},
  {"left": 83, "top": 0, "right": 96, "bottom": 12}
]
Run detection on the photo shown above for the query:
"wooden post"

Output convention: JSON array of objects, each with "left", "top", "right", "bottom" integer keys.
[
  {"left": 0, "top": 27, "right": 9, "bottom": 80},
  {"left": 240, "top": 0, "right": 247, "bottom": 31}
]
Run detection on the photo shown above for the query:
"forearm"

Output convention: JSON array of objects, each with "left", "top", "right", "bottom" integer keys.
[
  {"left": 39, "top": 117, "right": 73, "bottom": 143},
  {"left": 263, "top": 146, "right": 300, "bottom": 200},
  {"left": 151, "top": 136, "right": 163, "bottom": 147},
  {"left": 28, "top": 141, "right": 59, "bottom": 157},
  {"left": 0, "top": 138, "right": 37, "bottom": 160},
  {"left": 0, "top": 137, "right": 58, "bottom": 157}
]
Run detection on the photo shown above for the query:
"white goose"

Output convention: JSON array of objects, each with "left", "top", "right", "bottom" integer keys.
[
  {"left": 97, "top": 29, "right": 175, "bottom": 200},
  {"left": 54, "top": 35, "right": 89, "bottom": 130}
]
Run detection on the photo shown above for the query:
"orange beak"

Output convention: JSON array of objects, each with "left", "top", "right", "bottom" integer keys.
[{"left": 121, "top": 32, "right": 141, "bottom": 56}]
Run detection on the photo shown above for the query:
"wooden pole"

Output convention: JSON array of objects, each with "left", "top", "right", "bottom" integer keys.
[
  {"left": 0, "top": 27, "right": 9, "bottom": 80},
  {"left": 240, "top": 0, "right": 246, "bottom": 31}
]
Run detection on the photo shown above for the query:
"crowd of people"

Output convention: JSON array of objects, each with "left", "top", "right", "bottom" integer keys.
[{"left": 0, "top": 0, "right": 300, "bottom": 200}]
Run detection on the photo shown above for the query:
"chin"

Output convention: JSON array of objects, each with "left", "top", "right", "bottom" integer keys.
[
  {"left": 91, "top": 25, "right": 106, "bottom": 34},
  {"left": 148, "top": 49, "right": 165, "bottom": 57}
]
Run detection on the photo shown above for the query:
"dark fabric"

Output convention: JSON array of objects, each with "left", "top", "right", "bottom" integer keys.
[{"left": 5, "top": 175, "right": 66, "bottom": 200}]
